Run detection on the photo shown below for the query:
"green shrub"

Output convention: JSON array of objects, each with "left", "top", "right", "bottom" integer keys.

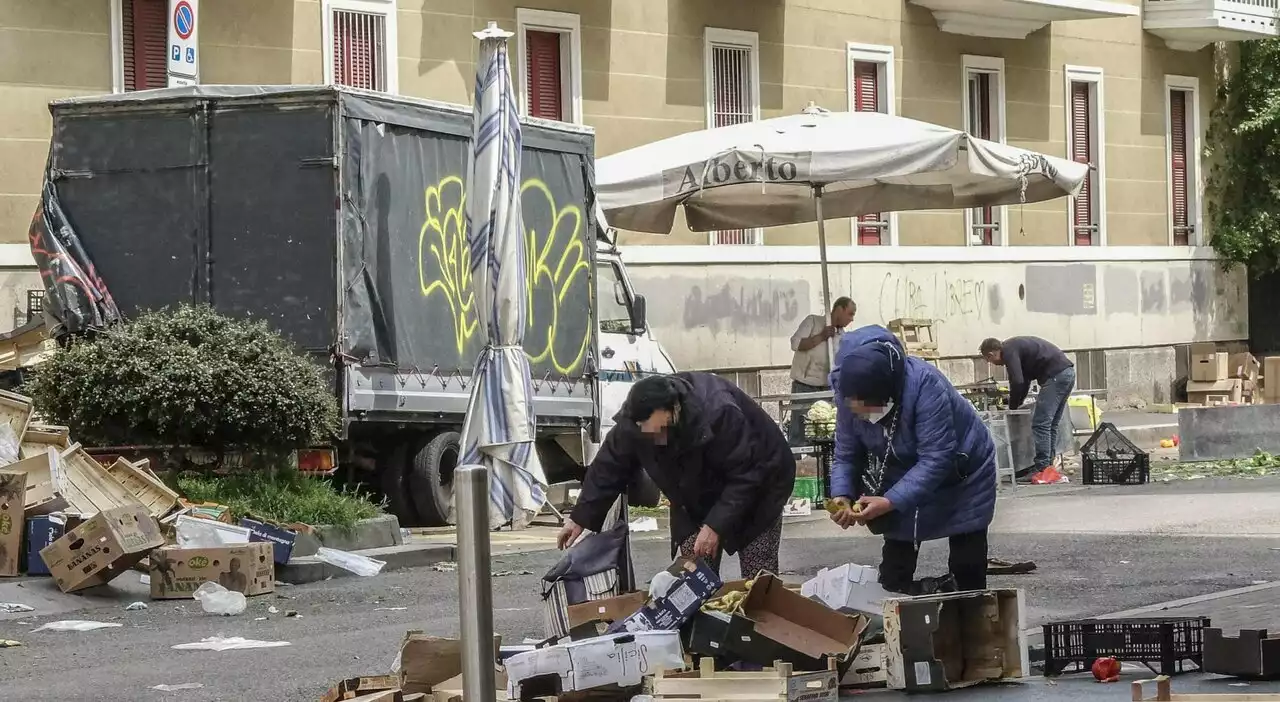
[
  {"left": 26, "top": 305, "right": 339, "bottom": 453},
  {"left": 177, "top": 469, "right": 383, "bottom": 528}
]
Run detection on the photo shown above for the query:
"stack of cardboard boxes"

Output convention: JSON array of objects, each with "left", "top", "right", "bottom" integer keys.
[{"left": 1187, "top": 344, "right": 1261, "bottom": 406}]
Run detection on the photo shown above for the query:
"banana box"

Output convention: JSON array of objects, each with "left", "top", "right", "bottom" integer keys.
[{"left": 607, "top": 558, "right": 721, "bottom": 634}]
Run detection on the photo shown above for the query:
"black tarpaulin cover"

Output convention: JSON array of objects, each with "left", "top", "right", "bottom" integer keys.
[{"left": 28, "top": 178, "right": 122, "bottom": 335}]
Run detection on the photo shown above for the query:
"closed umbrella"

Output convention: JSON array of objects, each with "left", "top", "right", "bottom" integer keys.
[{"left": 455, "top": 22, "right": 548, "bottom": 701}]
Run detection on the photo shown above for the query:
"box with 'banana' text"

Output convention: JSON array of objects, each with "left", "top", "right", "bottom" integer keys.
[
  {"left": 39, "top": 504, "right": 163, "bottom": 592},
  {"left": 148, "top": 542, "right": 274, "bottom": 599}
]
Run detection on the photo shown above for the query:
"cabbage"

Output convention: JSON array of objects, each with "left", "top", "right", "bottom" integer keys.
[{"left": 804, "top": 401, "right": 837, "bottom": 439}]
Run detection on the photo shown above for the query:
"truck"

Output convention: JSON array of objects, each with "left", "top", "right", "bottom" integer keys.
[{"left": 31, "top": 85, "right": 672, "bottom": 526}]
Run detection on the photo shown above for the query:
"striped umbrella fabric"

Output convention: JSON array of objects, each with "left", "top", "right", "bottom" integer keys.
[{"left": 456, "top": 23, "right": 548, "bottom": 529}]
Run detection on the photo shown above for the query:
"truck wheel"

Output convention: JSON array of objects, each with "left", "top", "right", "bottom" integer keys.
[
  {"left": 379, "top": 442, "right": 421, "bottom": 527},
  {"left": 408, "top": 431, "right": 460, "bottom": 527}
]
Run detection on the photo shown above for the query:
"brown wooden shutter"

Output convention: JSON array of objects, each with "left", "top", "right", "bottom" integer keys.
[
  {"left": 333, "top": 10, "right": 386, "bottom": 91},
  {"left": 526, "top": 30, "right": 563, "bottom": 121},
  {"left": 710, "top": 43, "right": 755, "bottom": 244},
  {"left": 1070, "top": 81, "right": 1094, "bottom": 246},
  {"left": 1169, "top": 89, "right": 1190, "bottom": 246},
  {"left": 852, "top": 61, "right": 884, "bottom": 245},
  {"left": 124, "top": 0, "right": 168, "bottom": 91}
]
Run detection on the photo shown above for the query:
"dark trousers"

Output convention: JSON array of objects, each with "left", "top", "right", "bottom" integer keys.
[
  {"left": 1032, "top": 366, "right": 1076, "bottom": 470},
  {"left": 671, "top": 518, "right": 784, "bottom": 578},
  {"left": 879, "top": 529, "right": 989, "bottom": 593}
]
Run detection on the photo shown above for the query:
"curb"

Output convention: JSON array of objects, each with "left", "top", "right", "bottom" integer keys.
[{"left": 276, "top": 543, "right": 454, "bottom": 584}]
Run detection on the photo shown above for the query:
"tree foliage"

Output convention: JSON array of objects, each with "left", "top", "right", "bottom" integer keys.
[
  {"left": 1206, "top": 39, "right": 1280, "bottom": 273},
  {"left": 26, "top": 305, "right": 339, "bottom": 453}
]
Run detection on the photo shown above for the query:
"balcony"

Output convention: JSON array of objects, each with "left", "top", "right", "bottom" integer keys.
[
  {"left": 1144, "top": 0, "right": 1279, "bottom": 51},
  {"left": 909, "top": 0, "right": 1140, "bottom": 39}
]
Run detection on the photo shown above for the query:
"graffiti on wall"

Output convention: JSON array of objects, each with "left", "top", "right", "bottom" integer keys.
[
  {"left": 876, "top": 270, "right": 999, "bottom": 324},
  {"left": 681, "top": 281, "right": 805, "bottom": 332},
  {"left": 417, "top": 176, "right": 591, "bottom": 375}
]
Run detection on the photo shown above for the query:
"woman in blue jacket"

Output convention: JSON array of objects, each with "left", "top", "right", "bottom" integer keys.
[{"left": 827, "top": 326, "right": 996, "bottom": 593}]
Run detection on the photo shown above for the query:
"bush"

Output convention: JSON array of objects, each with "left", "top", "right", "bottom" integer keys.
[
  {"left": 26, "top": 305, "right": 339, "bottom": 453},
  {"left": 177, "top": 469, "right": 382, "bottom": 528}
]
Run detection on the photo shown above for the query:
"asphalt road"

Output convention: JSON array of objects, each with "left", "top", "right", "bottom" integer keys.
[{"left": 0, "top": 530, "right": 1276, "bottom": 701}]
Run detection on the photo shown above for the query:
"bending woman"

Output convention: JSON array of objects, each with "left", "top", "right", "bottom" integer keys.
[{"left": 827, "top": 326, "right": 996, "bottom": 593}]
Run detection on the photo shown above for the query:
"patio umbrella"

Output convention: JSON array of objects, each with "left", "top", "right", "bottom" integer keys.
[
  {"left": 455, "top": 22, "right": 547, "bottom": 701},
  {"left": 596, "top": 104, "right": 1089, "bottom": 324}
]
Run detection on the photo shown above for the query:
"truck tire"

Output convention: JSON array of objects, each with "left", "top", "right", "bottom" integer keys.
[
  {"left": 408, "top": 431, "right": 461, "bottom": 527},
  {"left": 379, "top": 442, "right": 421, "bottom": 527}
]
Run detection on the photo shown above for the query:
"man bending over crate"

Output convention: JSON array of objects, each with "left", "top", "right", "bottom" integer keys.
[{"left": 980, "top": 336, "right": 1076, "bottom": 483}]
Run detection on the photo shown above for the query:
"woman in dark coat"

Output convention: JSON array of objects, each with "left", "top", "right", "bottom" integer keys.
[
  {"left": 827, "top": 326, "right": 997, "bottom": 593},
  {"left": 559, "top": 372, "right": 797, "bottom": 576}
]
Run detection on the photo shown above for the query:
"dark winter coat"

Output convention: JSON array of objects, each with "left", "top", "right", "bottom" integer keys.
[
  {"left": 571, "top": 372, "right": 797, "bottom": 554},
  {"left": 829, "top": 326, "right": 996, "bottom": 543}
]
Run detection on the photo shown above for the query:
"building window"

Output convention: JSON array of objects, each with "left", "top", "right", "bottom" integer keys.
[
  {"left": 1166, "top": 76, "right": 1200, "bottom": 246},
  {"left": 962, "top": 55, "right": 1006, "bottom": 246},
  {"left": 704, "top": 28, "right": 761, "bottom": 246},
  {"left": 848, "top": 43, "right": 895, "bottom": 246},
  {"left": 113, "top": 0, "right": 168, "bottom": 92},
  {"left": 323, "top": 0, "right": 398, "bottom": 93},
  {"left": 1065, "top": 65, "right": 1105, "bottom": 246},
  {"left": 25, "top": 290, "right": 44, "bottom": 325},
  {"left": 516, "top": 9, "right": 583, "bottom": 124}
]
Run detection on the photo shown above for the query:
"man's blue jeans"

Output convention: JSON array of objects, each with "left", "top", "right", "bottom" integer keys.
[{"left": 1032, "top": 366, "right": 1076, "bottom": 470}]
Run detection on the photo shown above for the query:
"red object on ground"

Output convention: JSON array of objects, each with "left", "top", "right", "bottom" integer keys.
[
  {"left": 1092, "top": 656, "right": 1121, "bottom": 682},
  {"left": 1031, "top": 466, "right": 1066, "bottom": 484},
  {"left": 1172, "top": 435, "right": 1180, "bottom": 446}
]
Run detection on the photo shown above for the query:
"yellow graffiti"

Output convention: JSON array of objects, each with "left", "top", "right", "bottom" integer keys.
[{"left": 417, "top": 176, "right": 591, "bottom": 375}]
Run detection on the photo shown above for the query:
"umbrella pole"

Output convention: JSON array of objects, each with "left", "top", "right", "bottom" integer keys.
[
  {"left": 814, "top": 185, "right": 835, "bottom": 369},
  {"left": 456, "top": 465, "right": 497, "bottom": 700}
]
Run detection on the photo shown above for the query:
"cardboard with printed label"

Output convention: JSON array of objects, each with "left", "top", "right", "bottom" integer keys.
[
  {"left": 148, "top": 542, "right": 274, "bottom": 599},
  {"left": 0, "top": 470, "right": 25, "bottom": 576},
  {"left": 39, "top": 504, "right": 164, "bottom": 592}
]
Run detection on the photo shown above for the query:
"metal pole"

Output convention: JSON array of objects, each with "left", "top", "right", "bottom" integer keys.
[
  {"left": 456, "top": 465, "right": 497, "bottom": 701},
  {"left": 814, "top": 185, "right": 835, "bottom": 369}
]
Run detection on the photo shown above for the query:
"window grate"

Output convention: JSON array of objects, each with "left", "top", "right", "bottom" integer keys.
[
  {"left": 26, "top": 290, "right": 44, "bottom": 324},
  {"left": 709, "top": 42, "right": 757, "bottom": 245},
  {"left": 333, "top": 9, "right": 387, "bottom": 91},
  {"left": 967, "top": 71, "right": 998, "bottom": 246}
]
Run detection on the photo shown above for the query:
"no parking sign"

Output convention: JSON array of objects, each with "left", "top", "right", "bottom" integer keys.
[{"left": 167, "top": 0, "right": 199, "bottom": 86}]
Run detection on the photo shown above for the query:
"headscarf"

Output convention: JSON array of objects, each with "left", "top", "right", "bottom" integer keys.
[{"left": 838, "top": 340, "right": 906, "bottom": 406}]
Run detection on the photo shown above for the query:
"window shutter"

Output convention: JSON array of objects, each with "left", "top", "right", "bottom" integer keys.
[
  {"left": 710, "top": 42, "right": 755, "bottom": 244},
  {"left": 125, "top": 0, "right": 168, "bottom": 91},
  {"left": 1070, "top": 81, "right": 1094, "bottom": 246},
  {"left": 853, "top": 61, "right": 884, "bottom": 245},
  {"left": 526, "top": 30, "right": 563, "bottom": 121},
  {"left": 967, "top": 72, "right": 995, "bottom": 245},
  {"left": 333, "top": 10, "right": 387, "bottom": 91},
  {"left": 1170, "top": 89, "right": 1190, "bottom": 246}
]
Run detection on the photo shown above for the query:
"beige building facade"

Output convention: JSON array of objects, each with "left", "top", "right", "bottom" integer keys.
[{"left": 0, "top": 0, "right": 1273, "bottom": 399}]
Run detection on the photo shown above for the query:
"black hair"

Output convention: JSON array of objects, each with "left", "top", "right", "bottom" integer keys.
[
  {"left": 624, "top": 375, "right": 682, "bottom": 423},
  {"left": 979, "top": 337, "right": 1003, "bottom": 355}
]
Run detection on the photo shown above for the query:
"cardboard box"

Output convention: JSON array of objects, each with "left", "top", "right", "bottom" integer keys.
[
  {"left": 609, "top": 558, "right": 721, "bottom": 633},
  {"left": 39, "top": 504, "right": 164, "bottom": 593},
  {"left": 883, "top": 589, "right": 1027, "bottom": 692},
  {"left": 1266, "top": 357, "right": 1280, "bottom": 399},
  {"left": 398, "top": 632, "right": 501, "bottom": 694},
  {"left": 566, "top": 590, "right": 647, "bottom": 638},
  {"left": 239, "top": 517, "right": 297, "bottom": 565},
  {"left": 0, "top": 470, "right": 25, "bottom": 576},
  {"left": 842, "top": 643, "right": 887, "bottom": 689},
  {"left": 148, "top": 542, "right": 274, "bottom": 599},
  {"left": 1229, "top": 352, "right": 1261, "bottom": 381},
  {"left": 24, "top": 515, "right": 66, "bottom": 576},
  {"left": 800, "top": 563, "right": 892, "bottom": 620},
  {"left": 1186, "top": 379, "right": 1241, "bottom": 405},
  {"left": 1203, "top": 628, "right": 1280, "bottom": 679},
  {"left": 1191, "top": 350, "right": 1229, "bottom": 382},
  {"left": 504, "top": 631, "right": 684, "bottom": 699}
]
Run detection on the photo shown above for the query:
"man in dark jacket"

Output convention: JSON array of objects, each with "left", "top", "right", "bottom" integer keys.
[
  {"left": 558, "top": 373, "right": 797, "bottom": 577},
  {"left": 980, "top": 336, "right": 1076, "bottom": 480}
]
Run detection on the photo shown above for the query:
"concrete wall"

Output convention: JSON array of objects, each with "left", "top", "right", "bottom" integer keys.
[{"left": 626, "top": 256, "right": 1247, "bottom": 371}]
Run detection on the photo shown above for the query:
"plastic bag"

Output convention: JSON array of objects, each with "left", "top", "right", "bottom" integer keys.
[
  {"left": 30, "top": 620, "right": 122, "bottom": 633},
  {"left": 0, "top": 424, "right": 19, "bottom": 465},
  {"left": 192, "top": 582, "right": 246, "bottom": 616},
  {"left": 172, "top": 636, "right": 290, "bottom": 652},
  {"left": 175, "top": 515, "right": 250, "bottom": 548},
  {"left": 0, "top": 603, "right": 34, "bottom": 613},
  {"left": 315, "top": 547, "right": 385, "bottom": 576}
]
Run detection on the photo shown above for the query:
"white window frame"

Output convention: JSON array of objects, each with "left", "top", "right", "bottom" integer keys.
[
  {"left": 322, "top": 0, "right": 400, "bottom": 94},
  {"left": 515, "top": 8, "right": 584, "bottom": 125},
  {"left": 704, "top": 27, "right": 762, "bottom": 246},
  {"left": 1164, "top": 74, "right": 1202, "bottom": 247},
  {"left": 962, "top": 55, "right": 1008, "bottom": 247},
  {"left": 1064, "top": 64, "right": 1106, "bottom": 247},
  {"left": 847, "top": 42, "right": 898, "bottom": 247}
]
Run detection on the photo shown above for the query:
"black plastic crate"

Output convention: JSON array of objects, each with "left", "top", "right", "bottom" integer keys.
[
  {"left": 1080, "top": 422, "right": 1151, "bottom": 485},
  {"left": 1043, "top": 617, "right": 1210, "bottom": 676}
]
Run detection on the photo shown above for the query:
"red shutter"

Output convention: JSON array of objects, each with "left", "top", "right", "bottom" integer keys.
[
  {"left": 1170, "top": 89, "right": 1190, "bottom": 246},
  {"left": 1070, "top": 81, "right": 1095, "bottom": 246},
  {"left": 333, "top": 10, "right": 386, "bottom": 91},
  {"left": 853, "top": 61, "right": 883, "bottom": 245},
  {"left": 124, "top": 0, "right": 168, "bottom": 91},
  {"left": 526, "top": 30, "right": 563, "bottom": 121},
  {"left": 710, "top": 43, "right": 755, "bottom": 244}
]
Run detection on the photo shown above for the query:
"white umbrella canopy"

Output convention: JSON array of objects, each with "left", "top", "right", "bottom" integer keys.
[{"left": 596, "top": 106, "right": 1089, "bottom": 234}]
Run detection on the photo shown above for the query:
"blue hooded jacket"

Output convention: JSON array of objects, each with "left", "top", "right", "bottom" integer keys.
[{"left": 828, "top": 326, "right": 996, "bottom": 543}]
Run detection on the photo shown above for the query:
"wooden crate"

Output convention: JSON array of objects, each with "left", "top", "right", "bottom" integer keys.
[
  {"left": 1133, "top": 677, "right": 1280, "bottom": 701},
  {"left": 57, "top": 443, "right": 144, "bottom": 515},
  {"left": 19, "top": 424, "right": 70, "bottom": 460},
  {"left": 653, "top": 657, "right": 838, "bottom": 701},
  {"left": 105, "top": 457, "right": 179, "bottom": 518},
  {"left": 886, "top": 318, "right": 940, "bottom": 360},
  {"left": 0, "top": 389, "right": 33, "bottom": 457}
]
